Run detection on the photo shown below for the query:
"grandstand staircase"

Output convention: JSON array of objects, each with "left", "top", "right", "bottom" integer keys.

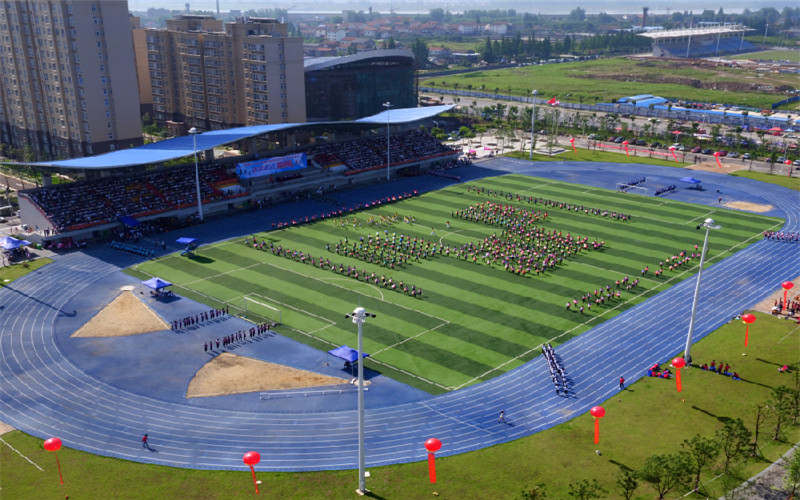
[{"left": 143, "top": 181, "right": 174, "bottom": 208}]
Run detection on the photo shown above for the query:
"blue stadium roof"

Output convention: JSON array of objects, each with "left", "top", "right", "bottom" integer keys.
[{"left": 26, "top": 105, "right": 454, "bottom": 170}]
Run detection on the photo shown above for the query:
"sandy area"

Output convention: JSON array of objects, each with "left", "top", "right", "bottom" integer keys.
[
  {"left": 0, "top": 421, "right": 14, "bottom": 435},
  {"left": 685, "top": 160, "right": 746, "bottom": 174},
  {"left": 749, "top": 277, "right": 800, "bottom": 315},
  {"left": 722, "top": 201, "right": 775, "bottom": 213},
  {"left": 71, "top": 290, "right": 169, "bottom": 337},
  {"left": 186, "top": 352, "right": 350, "bottom": 398}
]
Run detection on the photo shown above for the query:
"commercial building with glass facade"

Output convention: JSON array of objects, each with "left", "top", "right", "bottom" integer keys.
[{"left": 304, "top": 49, "right": 416, "bottom": 122}]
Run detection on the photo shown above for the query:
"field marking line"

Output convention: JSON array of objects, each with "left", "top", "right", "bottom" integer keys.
[
  {"left": 437, "top": 230, "right": 463, "bottom": 246},
  {"left": 366, "top": 359, "right": 450, "bottom": 390},
  {"left": 316, "top": 277, "right": 385, "bottom": 301},
  {"left": 420, "top": 401, "right": 494, "bottom": 435},
  {"left": 262, "top": 260, "right": 450, "bottom": 323},
  {"left": 370, "top": 322, "right": 448, "bottom": 356},
  {"left": 0, "top": 436, "right": 43, "bottom": 471},
  {"left": 245, "top": 293, "right": 336, "bottom": 326},
  {"left": 777, "top": 325, "right": 799, "bottom": 344},
  {"left": 687, "top": 210, "right": 717, "bottom": 224},
  {"left": 181, "top": 262, "right": 265, "bottom": 286},
  {"left": 568, "top": 260, "right": 662, "bottom": 285}
]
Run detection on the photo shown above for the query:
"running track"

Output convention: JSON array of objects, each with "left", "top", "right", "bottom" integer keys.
[{"left": 1, "top": 161, "right": 798, "bottom": 471}]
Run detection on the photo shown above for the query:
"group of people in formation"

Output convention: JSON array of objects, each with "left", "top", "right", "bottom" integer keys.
[
  {"left": 654, "top": 184, "right": 677, "bottom": 196},
  {"left": 171, "top": 307, "right": 228, "bottom": 331},
  {"left": 763, "top": 231, "right": 799, "bottom": 242},
  {"left": 698, "top": 360, "right": 741, "bottom": 380},
  {"left": 542, "top": 343, "right": 569, "bottom": 396},
  {"left": 245, "top": 237, "right": 423, "bottom": 297},
  {"left": 203, "top": 322, "right": 274, "bottom": 352},
  {"left": 465, "top": 185, "right": 632, "bottom": 221},
  {"left": 329, "top": 232, "right": 444, "bottom": 270},
  {"left": 566, "top": 277, "right": 641, "bottom": 313}
]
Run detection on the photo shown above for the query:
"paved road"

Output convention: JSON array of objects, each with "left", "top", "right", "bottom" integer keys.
[{"left": 0, "top": 160, "right": 797, "bottom": 471}]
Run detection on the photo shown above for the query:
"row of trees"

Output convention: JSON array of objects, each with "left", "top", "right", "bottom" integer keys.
[{"left": 519, "top": 378, "right": 800, "bottom": 499}]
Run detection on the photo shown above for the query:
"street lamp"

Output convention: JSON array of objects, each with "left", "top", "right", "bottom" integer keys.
[
  {"left": 383, "top": 102, "right": 393, "bottom": 181},
  {"left": 529, "top": 90, "right": 538, "bottom": 159},
  {"left": 684, "top": 217, "right": 721, "bottom": 364},
  {"left": 188, "top": 127, "right": 204, "bottom": 221},
  {"left": 345, "top": 306, "right": 376, "bottom": 495}
]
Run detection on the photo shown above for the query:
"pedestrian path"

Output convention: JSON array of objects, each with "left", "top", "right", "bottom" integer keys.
[{"left": 0, "top": 161, "right": 797, "bottom": 471}]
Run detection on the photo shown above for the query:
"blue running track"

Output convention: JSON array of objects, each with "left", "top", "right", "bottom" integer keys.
[{"left": 1, "top": 160, "right": 798, "bottom": 471}]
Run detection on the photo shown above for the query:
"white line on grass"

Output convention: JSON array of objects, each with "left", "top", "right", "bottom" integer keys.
[
  {"left": 687, "top": 210, "right": 717, "bottom": 224},
  {"left": 0, "top": 437, "right": 43, "bottom": 471},
  {"left": 182, "top": 262, "right": 264, "bottom": 286},
  {"left": 370, "top": 322, "right": 448, "bottom": 356},
  {"left": 777, "top": 325, "right": 800, "bottom": 344}
]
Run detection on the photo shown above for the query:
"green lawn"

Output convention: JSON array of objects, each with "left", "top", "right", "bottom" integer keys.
[
  {"left": 731, "top": 169, "right": 800, "bottom": 191},
  {"left": 421, "top": 57, "right": 797, "bottom": 108},
  {"left": 3, "top": 311, "right": 797, "bottom": 499},
  {"left": 730, "top": 49, "right": 800, "bottom": 62},
  {"left": 0, "top": 258, "right": 52, "bottom": 287},
  {"left": 129, "top": 175, "right": 781, "bottom": 394}
]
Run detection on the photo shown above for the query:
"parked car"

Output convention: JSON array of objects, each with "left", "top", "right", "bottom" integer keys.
[
  {"left": 650, "top": 142, "right": 663, "bottom": 148},
  {"left": 587, "top": 134, "right": 598, "bottom": 139},
  {"left": 794, "top": 159, "right": 800, "bottom": 166},
  {"left": 728, "top": 151, "right": 740, "bottom": 158},
  {"left": 716, "top": 150, "right": 728, "bottom": 157},
  {"left": 742, "top": 153, "right": 751, "bottom": 159},
  {"left": 691, "top": 146, "right": 702, "bottom": 153},
  {"left": 613, "top": 136, "right": 625, "bottom": 143},
  {"left": 777, "top": 156, "right": 787, "bottom": 163},
  {"left": 701, "top": 148, "right": 713, "bottom": 155},
  {"left": 634, "top": 139, "right": 647, "bottom": 146}
]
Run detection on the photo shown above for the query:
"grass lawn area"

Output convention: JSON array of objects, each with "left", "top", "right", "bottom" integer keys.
[
  {"left": 730, "top": 50, "right": 800, "bottom": 62},
  {"left": 3, "top": 311, "right": 797, "bottom": 499},
  {"left": 421, "top": 57, "right": 797, "bottom": 109},
  {"left": 505, "top": 147, "right": 689, "bottom": 167},
  {"left": 128, "top": 175, "right": 781, "bottom": 394},
  {"left": 0, "top": 257, "right": 52, "bottom": 287},
  {"left": 731, "top": 170, "right": 800, "bottom": 191}
]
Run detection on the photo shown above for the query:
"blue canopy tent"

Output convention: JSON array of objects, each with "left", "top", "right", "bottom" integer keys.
[
  {"left": 141, "top": 277, "right": 172, "bottom": 290},
  {"left": 176, "top": 237, "right": 198, "bottom": 256},
  {"left": 679, "top": 176, "right": 702, "bottom": 184},
  {"left": 0, "top": 236, "right": 31, "bottom": 250},
  {"left": 119, "top": 216, "right": 142, "bottom": 227},
  {"left": 328, "top": 345, "right": 369, "bottom": 375}
]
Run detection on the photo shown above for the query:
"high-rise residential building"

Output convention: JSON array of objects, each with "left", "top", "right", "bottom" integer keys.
[
  {"left": 0, "top": 0, "right": 142, "bottom": 159},
  {"left": 133, "top": 14, "right": 305, "bottom": 134}
]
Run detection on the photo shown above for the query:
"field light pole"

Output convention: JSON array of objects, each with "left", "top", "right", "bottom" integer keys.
[
  {"left": 383, "top": 101, "right": 393, "bottom": 181},
  {"left": 188, "top": 127, "right": 204, "bottom": 221},
  {"left": 684, "top": 217, "right": 721, "bottom": 365},
  {"left": 345, "top": 307, "right": 375, "bottom": 495},
  {"left": 529, "top": 90, "right": 538, "bottom": 159}
]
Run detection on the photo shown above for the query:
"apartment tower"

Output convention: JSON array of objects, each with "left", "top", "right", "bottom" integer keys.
[
  {"left": 0, "top": 0, "right": 142, "bottom": 159},
  {"left": 133, "top": 14, "right": 305, "bottom": 134}
]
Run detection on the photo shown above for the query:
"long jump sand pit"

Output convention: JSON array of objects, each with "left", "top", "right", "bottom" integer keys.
[
  {"left": 71, "top": 289, "right": 169, "bottom": 337},
  {"left": 722, "top": 201, "right": 774, "bottom": 213},
  {"left": 186, "top": 352, "right": 351, "bottom": 398}
]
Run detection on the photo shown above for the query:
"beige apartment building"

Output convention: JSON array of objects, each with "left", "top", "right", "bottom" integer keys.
[
  {"left": 0, "top": 0, "right": 142, "bottom": 160},
  {"left": 133, "top": 14, "right": 305, "bottom": 134}
]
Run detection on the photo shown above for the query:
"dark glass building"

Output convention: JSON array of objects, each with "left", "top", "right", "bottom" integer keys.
[{"left": 304, "top": 49, "right": 417, "bottom": 122}]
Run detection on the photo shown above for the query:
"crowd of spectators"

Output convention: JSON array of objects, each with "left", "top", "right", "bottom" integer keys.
[
  {"left": 27, "top": 164, "right": 240, "bottom": 233},
  {"left": 542, "top": 343, "right": 568, "bottom": 395},
  {"left": 307, "top": 130, "right": 457, "bottom": 174}
]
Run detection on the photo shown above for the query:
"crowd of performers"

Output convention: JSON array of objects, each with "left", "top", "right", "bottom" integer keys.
[
  {"left": 171, "top": 306, "right": 229, "bottom": 331},
  {"left": 267, "top": 191, "right": 418, "bottom": 231},
  {"left": 654, "top": 184, "right": 677, "bottom": 196},
  {"left": 542, "top": 343, "right": 569, "bottom": 396},
  {"left": 329, "top": 232, "right": 445, "bottom": 270},
  {"left": 774, "top": 299, "right": 799, "bottom": 316},
  {"left": 246, "top": 237, "right": 424, "bottom": 297},
  {"left": 565, "top": 277, "right": 641, "bottom": 312},
  {"left": 619, "top": 177, "right": 646, "bottom": 191},
  {"left": 452, "top": 201, "right": 603, "bottom": 276},
  {"left": 203, "top": 322, "right": 275, "bottom": 353},
  {"left": 465, "top": 186, "right": 633, "bottom": 222},
  {"left": 763, "top": 231, "right": 799, "bottom": 242}
]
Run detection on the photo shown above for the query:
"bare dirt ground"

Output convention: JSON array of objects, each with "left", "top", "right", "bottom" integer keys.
[
  {"left": 0, "top": 422, "right": 14, "bottom": 435},
  {"left": 71, "top": 290, "right": 169, "bottom": 337},
  {"left": 749, "top": 277, "right": 800, "bottom": 315},
  {"left": 185, "top": 352, "right": 350, "bottom": 398},
  {"left": 685, "top": 160, "right": 747, "bottom": 174}
]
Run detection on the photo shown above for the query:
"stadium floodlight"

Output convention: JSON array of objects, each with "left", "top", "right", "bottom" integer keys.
[
  {"left": 529, "top": 90, "right": 538, "bottom": 159},
  {"left": 684, "top": 217, "right": 721, "bottom": 364},
  {"left": 344, "top": 307, "right": 376, "bottom": 494},
  {"left": 383, "top": 102, "right": 393, "bottom": 181},
  {"left": 188, "top": 127, "right": 204, "bottom": 221}
]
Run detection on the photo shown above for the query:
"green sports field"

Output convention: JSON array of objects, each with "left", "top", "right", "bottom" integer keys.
[{"left": 130, "top": 175, "right": 782, "bottom": 394}]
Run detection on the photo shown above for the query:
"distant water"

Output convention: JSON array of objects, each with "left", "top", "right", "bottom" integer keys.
[{"left": 130, "top": 0, "right": 795, "bottom": 16}]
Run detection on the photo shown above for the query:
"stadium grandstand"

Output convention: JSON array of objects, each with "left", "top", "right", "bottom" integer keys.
[
  {"left": 639, "top": 24, "right": 755, "bottom": 58},
  {"left": 11, "top": 105, "right": 461, "bottom": 242}
]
